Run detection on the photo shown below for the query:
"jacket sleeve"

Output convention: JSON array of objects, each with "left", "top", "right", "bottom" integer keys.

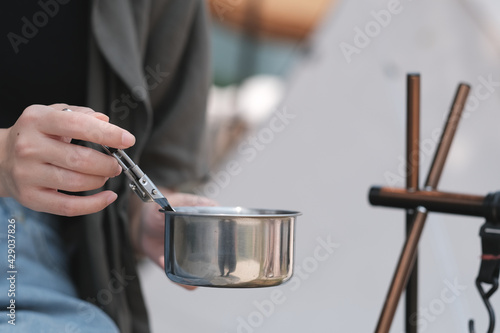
[{"left": 139, "top": 0, "right": 211, "bottom": 190}]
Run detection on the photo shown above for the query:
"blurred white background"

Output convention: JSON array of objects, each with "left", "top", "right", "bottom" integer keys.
[{"left": 139, "top": 0, "right": 500, "bottom": 332}]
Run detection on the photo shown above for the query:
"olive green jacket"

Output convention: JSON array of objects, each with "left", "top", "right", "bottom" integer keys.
[{"left": 66, "top": 1, "right": 210, "bottom": 332}]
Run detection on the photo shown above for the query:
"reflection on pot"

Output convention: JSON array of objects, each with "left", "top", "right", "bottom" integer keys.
[{"left": 218, "top": 219, "right": 237, "bottom": 277}]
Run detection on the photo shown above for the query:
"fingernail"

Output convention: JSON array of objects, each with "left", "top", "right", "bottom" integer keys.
[
  {"left": 107, "top": 192, "right": 118, "bottom": 205},
  {"left": 115, "top": 165, "right": 122, "bottom": 176},
  {"left": 122, "top": 131, "right": 136, "bottom": 147}
]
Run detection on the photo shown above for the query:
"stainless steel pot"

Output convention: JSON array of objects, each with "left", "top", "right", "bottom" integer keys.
[
  {"left": 163, "top": 207, "right": 300, "bottom": 288},
  {"left": 98, "top": 146, "right": 300, "bottom": 288}
]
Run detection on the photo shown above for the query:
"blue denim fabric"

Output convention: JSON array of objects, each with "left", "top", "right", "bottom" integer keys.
[{"left": 0, "top": 198, "right": 119, "bottom": 332}]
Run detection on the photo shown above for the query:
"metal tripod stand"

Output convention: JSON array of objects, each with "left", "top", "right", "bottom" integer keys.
[{"left": 369, "top": 74, "right": 500, "bottom": 333}]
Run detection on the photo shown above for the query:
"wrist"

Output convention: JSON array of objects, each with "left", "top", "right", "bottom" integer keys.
[{"left": 0, "top": 129, "right": 11, "bottom": 197}]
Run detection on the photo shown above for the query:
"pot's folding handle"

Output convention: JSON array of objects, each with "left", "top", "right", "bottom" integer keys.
[
  {"left": 101, "top": 146, "right": 174, "bottom": 211},
  {"left": 59, "top": 108, "right": 173, "bottom": 210}
]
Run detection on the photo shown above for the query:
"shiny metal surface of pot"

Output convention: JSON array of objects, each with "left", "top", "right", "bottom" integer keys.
[{"left": 163, "top": 207, "right": 300, "bottom": 288}]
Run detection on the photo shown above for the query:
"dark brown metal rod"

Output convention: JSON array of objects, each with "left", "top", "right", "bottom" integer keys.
[
  {"left": 406, "top": 74, "right": 420, "bottom": 333},
  {"left": 425, "top": 86, "right": 470, "bottom": 188},
  {"left": 375, "top": 83, "right": 470, "bottom": 333},
  {"left": 406, "top": 74, "right": 420, "bottom": 192},
  {"left": 370, "top": 187, "right": 486, "bottom": 217}
]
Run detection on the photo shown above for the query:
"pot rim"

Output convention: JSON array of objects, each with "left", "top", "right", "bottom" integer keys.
[{"left": 161, "top": 206, "right": 302, "bottom": 218}]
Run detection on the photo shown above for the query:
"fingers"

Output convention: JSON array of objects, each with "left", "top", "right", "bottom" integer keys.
[
  {"left": 52, "top": 104, "right": 110, "bottom": 143},
  {"left": 2, "top": 104, "right": 134, "bottom": 216},
  {"left": 25, "top": 189, "right": 118, "bottom": 217},
  {"left": 40, "top": 136, "right": 122, "bottom": 178},
  {"left": 51, "top": 103, "right": 109, "bottom": 122},
  {"left": 25, "top": 104, "right": 135, "bottom": 149},
  {"left": 156, "top": 254, "right": 165, "bottom": 269},
  {"left": 29, "top": 164, "right": 110, "bottom": 192}
]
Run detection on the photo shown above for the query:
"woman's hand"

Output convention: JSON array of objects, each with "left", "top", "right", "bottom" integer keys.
[
  {"left": 130, "top": 188, "right": 217, "bottom": 290},
  {"left": 0, "top": 104, "right": 136, "bottom": 216}
]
